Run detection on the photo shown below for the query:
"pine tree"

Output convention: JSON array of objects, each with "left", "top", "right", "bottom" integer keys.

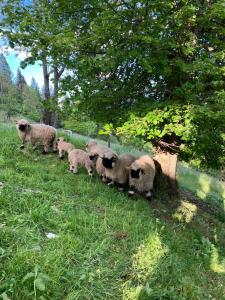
[
  {"left": 16, "top": 68, "right": 26, "bottom": 92},
  {"left": 30, "top": 77, "right": 39, "bottom": 91},
  {"left": 0, "top": 54, "right": 12, "bottom": 83}
]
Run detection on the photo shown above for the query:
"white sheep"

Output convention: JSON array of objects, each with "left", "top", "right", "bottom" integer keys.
[
  {"left": 16, "top": 119, "right": 57, "bottom": 153},
  {"left": 68, "top": 149, "right": 95, "bottom": 176},
  {"left": 128, "top": 155, "right": 156, "bottom": 200},
  {"left": 101, "top": 150, "right": 136, "bottom": 191},
  {"left": 57, "top": 137, "right": 74, "bottom": 159}
]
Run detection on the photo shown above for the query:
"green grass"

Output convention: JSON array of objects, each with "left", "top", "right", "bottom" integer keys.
[{"left": 0, "top": 123, "right": 225, "bottom": 300}]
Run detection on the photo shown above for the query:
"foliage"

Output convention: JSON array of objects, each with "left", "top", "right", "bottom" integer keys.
[{"left": 59, "top": 0, "right": 225, "bottom": 169}]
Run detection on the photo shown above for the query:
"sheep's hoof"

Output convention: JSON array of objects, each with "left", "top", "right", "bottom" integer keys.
[
  {"left": 42, "top": 150, "right": 48, "bottom": 154},
  {"left": 20, "top": 144, "right": 24, "bottom": 149},
  {"left": 53, "top": 150, "right": 58, "bottom": 153},
  {"left": 145, "top": 191, "right": 152, "bottom": 201},
  {"left": 128, "top": 190, "right": 135, "bottom": 197},
  {"left": 59, "top": 156, "right": 64, "bottom": 160}
]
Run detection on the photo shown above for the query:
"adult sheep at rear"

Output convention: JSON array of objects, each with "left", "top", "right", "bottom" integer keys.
[
  {"left": 128, "top": 155, "right": 156, "bottom": 200},
  {"left": 57, "top": 137, "right": 74, "bottom": 159},
  {"left": 16, "top": 119, "right": 57, "bottom": 153},
  {"left": 101, "top": 150, "right": 136, "bottom": 191}
]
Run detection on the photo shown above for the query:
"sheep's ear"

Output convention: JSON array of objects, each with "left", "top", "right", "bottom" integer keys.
[{"left": 140, "top": 169, "right": 144, "bottom": 175}]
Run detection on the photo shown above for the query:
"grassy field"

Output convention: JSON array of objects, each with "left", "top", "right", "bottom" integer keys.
[{"left": 0, "top": 123, "right": 225, "bottom": 300}]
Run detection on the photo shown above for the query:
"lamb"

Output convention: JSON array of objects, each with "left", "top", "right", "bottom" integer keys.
[
  {"left": 101, "top": 150, "right": 136, "bottom": 191},
  {"left": 68, "top": 149, "right": 95, "bottom": 176},
  {"left": 57, "top": 137, "right": 74, "bottom": 159},
  {"left": 128, "top": 155, "right": 156, "bottom": 200},
  {"left": 86, "top": 140, "right": 110, "bottom": 182},
  {"left": 16, "top": 119, "right": 57, "bottom": 153},
  {"left": 88, "top": 153, "right": 108, "bottom": 182}
]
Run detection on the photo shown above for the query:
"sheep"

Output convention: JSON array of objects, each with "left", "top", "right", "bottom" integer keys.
[
  {"left": 86, "top": 140, "right": 110, "bottom": 182},
  {"left": 68, "top": 149, "right": 95, "bottom": 176},
  {"left": 57, "top": 137, "right": 74, "bottom": 159},
  {"left": 127, "top": 155, "right": 156, "bottom": 200},
  {"left": 101, "top": 150, "right": 136, "bottom": 191},
  {"left": 85, "top": 140, "right": 109, "bottom": 155},
  {"left": 88, "top": 153, "right": 108, "bottom": 182},
  {"left": 16, "top": 119, "right": 57, "bottom": 153}
]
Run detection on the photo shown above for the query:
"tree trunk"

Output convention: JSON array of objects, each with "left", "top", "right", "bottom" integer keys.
[
  {"left": 51, "top": 65, "right": 64, "bottom": 128},
  {"left": 42, "top": 57, "right": 52, "bottom": 125},
  {"left": 154, "top": 151, "right": 179, "bottom": 198}
]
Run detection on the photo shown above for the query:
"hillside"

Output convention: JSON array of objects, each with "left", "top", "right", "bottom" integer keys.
[{"left": 0, "top": 123, "right": 224, "bottom": 300}]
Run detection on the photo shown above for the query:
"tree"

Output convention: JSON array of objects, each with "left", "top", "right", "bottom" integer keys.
[
  {"left": 15, "top": 68, "right": 27, "bottom": 106},
  {"left": 30, "top": 76, "right": 39, "bottom": 91},
  {"left": 0, "top": 53, "right": 11, "bottom": 83},
  {"left": 57, "top": 0, "right": 225, "bottom": 195}
]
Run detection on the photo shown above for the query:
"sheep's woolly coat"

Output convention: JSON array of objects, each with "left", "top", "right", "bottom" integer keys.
[
  {"left": 16, "top": 119, "right": 57, "bottom": 153},
  {"left": 68, "top": 149, "right": 95, "bottom": 175},
  {"left": 86, "top": 140, "right": 110, "bottom": 180},
  {"left": 85, "top": 140, "right": 109, "bottom": 155},
  {"left": 102, "top": 151, "right": 136, "bottom": 185},
  {"left": 129, "top": 155, "right": 156, "bottom": 193},
  {"left": 57, "top": 137, "right": 74, "bottom": 158}
]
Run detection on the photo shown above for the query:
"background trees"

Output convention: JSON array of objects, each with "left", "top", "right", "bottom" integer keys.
[{"left": 0, "top": 53, "right": 41, "bottom": 121}]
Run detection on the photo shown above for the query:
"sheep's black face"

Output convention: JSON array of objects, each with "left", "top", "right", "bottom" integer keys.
[
  {"left": 102, "top": 157, "right": 117, "bottom": 169},
  {"left": 18, "top": 124, "right": 27, "bottom": 131},
  {"left": 130, "top": 168, "right": 144, "bottom": 179},
  {"left": 130, "top": 169, "right": 140, "bottom": 178},
  {"left": 89, "top": 154, "right": 97, "bottom": 161}
]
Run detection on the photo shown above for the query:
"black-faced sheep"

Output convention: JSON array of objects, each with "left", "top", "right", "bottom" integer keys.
[
  {"left": 57, "top": 137, "right": 74, "bottom": 159},
  {"left": 16, "top": 119, "right": 57, "bottom": 153},
  {"left": 101, "top": 150, "right": 136, "bottom": 191},
  {"left": 68, "top": 149, "right": 95, "bottom": 176},
  {"left": 86, "top": 140, "right": 110, "bottom": 182},
  {"left": 128, "top": 155, "right": 156, "bottom": 200}
]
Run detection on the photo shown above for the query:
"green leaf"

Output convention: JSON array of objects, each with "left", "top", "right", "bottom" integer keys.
[
  {"left": 22, "top": 272, "right": 35, "bottom": 283},
  {"left": 34, "top": 278, "right": 46, "bottom": 291}
]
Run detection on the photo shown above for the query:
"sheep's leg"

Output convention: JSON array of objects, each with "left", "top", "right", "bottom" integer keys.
[
  {"left": 107, "top": 180, "right": 114, "bottom": 187},
  {"left": 52, "top": 137, "right": 58, "bottom": 153},
  {"left": 145, "top": 190, "right": 152, "bottom": 200},
  {"left": 59, "top": 150, "right": 64, "bottom": 159},
  {"left": 128, "top": 186, "right": 135, "bottom": 197},
  {"left": 43, "top": 142, "right": 49, "bottom": 154},
  {"left": 20, "top": 138, "right": 27, "bottom": 149},
  {"left": 30, "top": 138, "right": 37, "bottom": 151},
  {"left": 117, "top": 183, "right": 125, "bottom": 192}
]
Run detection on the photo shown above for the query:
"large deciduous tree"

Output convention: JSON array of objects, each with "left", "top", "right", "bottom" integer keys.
[{"left": 60, "top": 0, "right": 225, "bottom": 194}]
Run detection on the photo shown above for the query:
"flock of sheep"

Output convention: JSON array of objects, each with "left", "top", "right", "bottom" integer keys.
[{"left": 16, "top": 119, "right": 156, "bottom": 199}]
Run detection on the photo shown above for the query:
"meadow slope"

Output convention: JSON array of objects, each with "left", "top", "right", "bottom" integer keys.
[{"left": 0, "top": 123, "right": 224, "bottom": 300}]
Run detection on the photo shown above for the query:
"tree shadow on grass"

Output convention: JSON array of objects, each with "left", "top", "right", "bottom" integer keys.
[{"left": 120, "top": 173, "right": 225, "bottom": 300}]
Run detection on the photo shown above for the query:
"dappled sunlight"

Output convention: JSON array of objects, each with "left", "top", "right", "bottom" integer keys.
[
  {"left": 122, "top": 234, "right": 168, "bottom": 300},
  {"left": 210, "top": 245, "right": 225, "bottom": 274},
  {"left": 197, "top": 173, "right": 211, "bottom": 199},
  {"left": 173, "top": 200, "right": 197, "bottom": 223}
]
